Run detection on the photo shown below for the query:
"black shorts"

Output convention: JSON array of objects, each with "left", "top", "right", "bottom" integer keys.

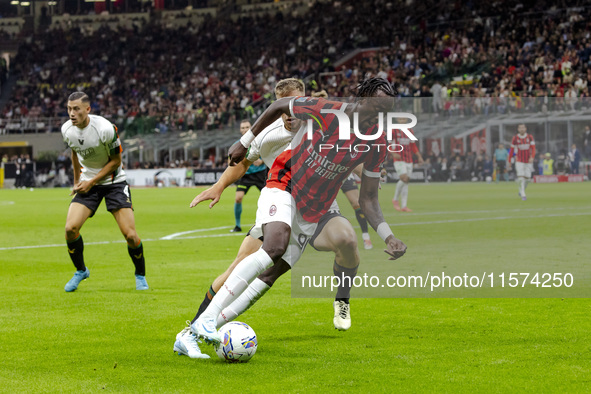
[
  {"left": 309, "top": 208, "right": 346, "bottom": 250},
  {"left": 496, "top": 160, "right": 506, "bottom": 171},
  {"left": 340, "top": 176, "right": 358, "bottom": 193},
  {"left": 71, "top": 181, "right": 133, "bottom": 217},
  {"left": 236, "top": 170, "right": 267, "bottom": 194}
]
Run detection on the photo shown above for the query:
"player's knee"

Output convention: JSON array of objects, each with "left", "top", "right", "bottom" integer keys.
[
  {"left": 235, "top": 195, "right": 243, "bottom": 204},
  {"left": 263, "top": 244, "right": 288, "bottom": 261},
  {"left": 65, "top": 223, "right": 80, "bottom": 239},
  {"left": 400, "top": 174, "right": 410, "bottom": 183},
  {"left": 123, "top": 231, "right": 139, "bottom": 245},
  {"left": 333, "top": 231, "right": 358, "bottom": 254}
]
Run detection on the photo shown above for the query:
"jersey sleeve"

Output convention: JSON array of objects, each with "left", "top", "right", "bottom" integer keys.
[
  {"left": 246, "top": 137, "right": 262, "bottom": 163},
  {"left": 101, "top": 123, "right": 122, "bottom": 156}
]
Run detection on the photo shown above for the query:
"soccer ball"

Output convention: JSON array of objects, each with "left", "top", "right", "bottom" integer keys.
[{"left": 215, "top": 322, "right": 258, "bottom": 363}]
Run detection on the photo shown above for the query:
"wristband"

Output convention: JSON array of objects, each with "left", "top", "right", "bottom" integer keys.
[
  {"left": 376, "top": 222, "right": 394, "bottom": 242},
  {"left": 240, "top": 130, "right": 256, "bottom": 148}
]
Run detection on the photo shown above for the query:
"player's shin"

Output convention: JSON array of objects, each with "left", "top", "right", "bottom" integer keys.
[
  {"left": 400, "top": 183, "right": 409, "bottom": 208},
  {"left": 191, "top": 285, "right": 217, "bottom": 324},
  {"left": 394, "top": 180, "right": 404, "bottom": 202},
  {"left": 354, "top": 208, "right": 369, "bottom": 235},
  {"left": 216, "top": 278, "right": 271, "bottom": 328},
  {"left": 333, "top": 261, "right": 358, "bottom": 303},
  {"left": 201, "top": 249, "right": 273, "bottom": 320},
  {"left": 127, "top": 240, "right": 145, "bottom": 276},
  {"left": 67, "top": 234, "right": 86, "bottom": 271}
]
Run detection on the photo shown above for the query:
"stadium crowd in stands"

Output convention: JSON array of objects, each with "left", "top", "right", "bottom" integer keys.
[{"left": 3, "top": 0, "right": 591, "bottom": 133}]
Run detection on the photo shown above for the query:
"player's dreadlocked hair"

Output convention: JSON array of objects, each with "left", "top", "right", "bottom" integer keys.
[{"left": 355, "top": 77, "right": 398, "bottom": 98}]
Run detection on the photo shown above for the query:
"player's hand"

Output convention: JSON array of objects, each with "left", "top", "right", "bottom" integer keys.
[
  {"left": 392, "top": 153, "right": 402, "bottom": 161},
  {"left": 71, "top": 180, "right": 94, "bottom": 195},
  {"left": 417, "top": 157, "right": 424, "bottom": 165},
  {"left": 384, "top": 235, "right": 407, "bottom": 260},
  {"left": 528, "top": 157, "right": 534, "bottom": 163},
  {"left": 228, "top": 141, "right": 248, "bottom": 166},
  {"left": 190, "top": 185, "right": 223, "bottom": 209}
]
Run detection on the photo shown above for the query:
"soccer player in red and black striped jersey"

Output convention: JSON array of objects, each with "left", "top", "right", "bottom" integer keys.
[
  {"left": 508, "top": 124, "right": 536, "bottom": 201},
  {"left": 192, "top": 78, "right": 408, "bottom": 344},
  {"left": 390, "top": 123, "right": 423, "bottom": 212}
]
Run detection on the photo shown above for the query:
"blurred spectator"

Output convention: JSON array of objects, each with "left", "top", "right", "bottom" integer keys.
[
  {"left": 542, "top": 153, "right": 554, "bottom": 175},
  {"left": 568, "top": 144, "right": 581, "bottom": 174},
  {"left": 583, "top": 126, "right": 591, "bottom": 159}
]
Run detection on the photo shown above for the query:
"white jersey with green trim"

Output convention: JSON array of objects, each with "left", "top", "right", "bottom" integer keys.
[{"left": 61, "top": 114, "right": 126, "bottom": 185}]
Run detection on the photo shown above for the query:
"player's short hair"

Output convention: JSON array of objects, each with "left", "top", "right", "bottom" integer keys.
[
  {"left": 68, "top": 91, "right": 90, "bottom": 104},
  {"left": 240, "top": 119, "right": 251, "bottom": 125},
  {"left": 275, "top": 78, "right": 305, "bottom": 99},
  {"left": 355, "top": 77, "right": 398, "bottom": 98}
]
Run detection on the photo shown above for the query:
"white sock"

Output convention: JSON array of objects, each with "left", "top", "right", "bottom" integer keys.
[
  {"left": 520, "top": 178, "right": 526, "bottom": 196},
  {"left": 400, "top": 182, "right": 409, "bottom": 208},
  {"left": 394, "top": 180, "right": 404, "bottom": 201},
  {"left": 201, "top": 249, "right": 273, "bottom": 320},
  {"left": 217, "top": 278, "right": 271, "bottom": 328},
  {"left": 516, "top": 177, "right": 522, "bottom": 196},
  {"left": 361, "top": 233, "right": 370, "bottom": 241}
]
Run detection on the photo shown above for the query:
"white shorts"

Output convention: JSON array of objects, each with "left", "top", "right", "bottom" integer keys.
[
  {"left": 249, "top": 187, "right": 338, "bottom": 267},
  {"left": 394, "top": 161, "right": 413, "bottom": 176},
  {"left": 515, "top": 162, "right": 533, "bottom": 178}
]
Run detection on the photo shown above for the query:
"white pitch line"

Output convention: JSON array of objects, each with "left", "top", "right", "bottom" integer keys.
[
  {"left": 0, "top": 201, "right": 15, "bottom": 206},
  {"left": 1, "top": 212, "right": 589, "bottom": 252},
  {"left": 160, "top": 225, "right": 235, "bottom": 240}
]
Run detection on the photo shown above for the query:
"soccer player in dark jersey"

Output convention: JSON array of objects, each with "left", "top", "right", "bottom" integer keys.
[
  {"left": 390, "top": 121, "right": 423, "bottom": 212},
  {"left": 192, "top": 78, "right": 407, "bottom": 344},
  {"left": 231, "top": 120, "right": 267, "bottom": 232},
  {"left": 508, "top": 124, "right": 536, "bottom": 200}
]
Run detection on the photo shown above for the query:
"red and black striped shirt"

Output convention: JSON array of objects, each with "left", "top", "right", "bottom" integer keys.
[
  {"left": 267, "top": 97, "right": 387, "bottom": 223},
  {"left": 510, "top": 134, "right": 536, "bottom": 163},
  {"left": 390, "top": 128, "right": 419, "bottom": 163}
]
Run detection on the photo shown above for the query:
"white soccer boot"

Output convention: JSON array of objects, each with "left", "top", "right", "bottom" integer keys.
[
  {"left": 191, "top": 316, "right": 221, "bottom": 345},
  {"left": 173, "top": 323, "right": 210, "bottom": 359},
  {"left": 333, "top": 300, "right": 351, "bottom": 331}
]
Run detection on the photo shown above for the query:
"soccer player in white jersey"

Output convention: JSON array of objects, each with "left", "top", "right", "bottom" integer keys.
[
  {"left": 173, "top": 79, "right": 370, "bottom": 359},
  {"left": 61, "top": 92, "right": 148, "bottom": 292}
]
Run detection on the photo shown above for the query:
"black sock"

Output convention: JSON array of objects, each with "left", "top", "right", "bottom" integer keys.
[
  {"left": 67, "top": 235, "right": 86, "bottom": 271},
  {"left": 333, "top": 261, "right": 358, "bottom": 303},
  {"left": 354, "top": 208, "right": 369, "bottom": 234},
  {"left": 128, "top": 241, "right": 146, "bottom": 276},
  {"left": 191, "top": 285, "right": 216, "bottom": 324}
]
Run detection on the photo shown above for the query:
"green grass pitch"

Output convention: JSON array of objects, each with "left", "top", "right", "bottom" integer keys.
[{"left": 0, "top": 182, "right": 590, "bottom": 392}]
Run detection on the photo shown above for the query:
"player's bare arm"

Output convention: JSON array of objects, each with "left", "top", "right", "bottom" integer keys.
[
  {"left": 416, "top": 152, "right": 424, "bottom": 165},
  {"left": 228, "top": 97, "right": 293, "bottom": 165},
  {"left": 71, "top": 152, "right": 121, "bottom": 195},
  {"left": 190, "top": 158, "right": 253, "bottom": 208},
  {"left": 359, "top": 173, "right": 407, "bottom": 260}
]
